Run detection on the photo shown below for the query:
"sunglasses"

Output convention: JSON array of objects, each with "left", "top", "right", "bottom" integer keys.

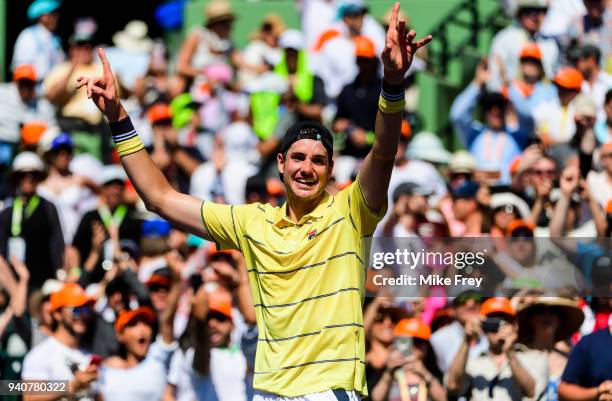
[
  {"left": 531, "top": 169, "right": 556, "bottom": 177},
  {"left": 454, "top": 293, "right": 484, "bottom": 306},
  {"left": 207, "top": 311, "right": 231, "bottom": 323},
  {"left": 149, "top": 284, "right": 170, "bottom": 292},
  {"left": 67, "top": 305, "right": 93, "bottom": 318},
  {"left": 374, "top": 312, "right": 401, "bottom": 324}
]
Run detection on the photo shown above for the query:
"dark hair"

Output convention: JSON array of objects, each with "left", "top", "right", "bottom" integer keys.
[
  {"left": 479, "top": 92, "right": 508, "bottom": 113},
  {"left": 605, "top": 88, "right": 612, "bottom": 105},
  {"left": 580, "top": 44, "right": 601, "bottom": 64}
]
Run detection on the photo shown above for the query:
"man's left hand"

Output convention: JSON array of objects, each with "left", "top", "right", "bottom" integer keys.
[{"left": 381, "top": 2, "right": 432, "bottom": 84}]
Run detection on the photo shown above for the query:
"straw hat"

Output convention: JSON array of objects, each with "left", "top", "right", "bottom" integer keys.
[
  {"left": 250, "top": 14, "right": 286, "bottom": 40},
  {"left": 205, "top": 0, "right": 235, "bottom": 26},
  {"left": 517, "top": 297, "right": 584, "bottom": 342},
  {"left": 112, "top": 20, "right": 153, "bottom": 53}
]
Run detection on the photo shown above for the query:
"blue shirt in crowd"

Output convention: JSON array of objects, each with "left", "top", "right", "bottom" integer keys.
[{"left": 562, "top": 328, "right": 612, "bottom": 388}]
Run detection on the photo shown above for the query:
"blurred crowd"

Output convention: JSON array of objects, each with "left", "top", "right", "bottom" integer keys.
[{"left": 0, "top": 0, "right": 611, "bottom": 400}]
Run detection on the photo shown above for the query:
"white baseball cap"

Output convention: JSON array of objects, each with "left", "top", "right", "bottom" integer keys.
[
  {"left": 279, "top": 29, "right": 305, "bottom": 50},
  {"left": 12, "top": 151, "right": 45, "bottom": 173},
  {"left": 100, "top": 165, "right": 127, "bottom": 186}
]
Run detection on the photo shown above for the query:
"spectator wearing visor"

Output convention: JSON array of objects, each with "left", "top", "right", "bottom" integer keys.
[
  {"left": 12, "top": 0, "right": 65, "bottom": 85},
  {"left": 533, "top": 67, "right": 584, "bottom": 147},
  {"left": 72, "top": 166, "right": 142, "bottom": 285},
  {"left": 21, "top": 283, "right": 98, "bottom": 401},
  {"left": 517, "top": 297, "right": 585, "bottom": 401},
  {"left": 447, "top": 297, "right": 548, "bottom": 401},
  {"left": 98, "top": 259, "right": 180, "bottom": 401},
  {"left": 450, "top": 59, "right": 526, "bottom": 184},
  {"left": 334, "top": 36, "right": 382, "bottom": 160},
  {"left": 430, "top": 290, "right": 488, "bottom": 374},
  {"left": 506, "top": 43, "right": 556, "bottom": 115},
  {"left": 487, "top": 0, "right": 559, "bottom": 92},
  {"left": 167, "top": 289, "right": 248, "bottom": 401},
  {"left": 0, "top": 65, "right": 56, "bottom": 158},
  {"left": 488, "top": 192, "right": 532, "bottom": 237},
  {"left": 371, "top": 318, "right": 446, "bottom": 401},
  {"left": 0, "top": 152, "right": 64, "bottom": 289}
]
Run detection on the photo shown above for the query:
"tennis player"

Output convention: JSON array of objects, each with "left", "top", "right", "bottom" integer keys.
[{"left": 77, "top": 4, "right": 431, "bottom": 400}]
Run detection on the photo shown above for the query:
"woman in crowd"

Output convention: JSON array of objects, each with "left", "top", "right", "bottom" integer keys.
[
  {"left": 371, "top": 318, "right": 446, "bottom": 401},
  {"left": 96, "top": 253, "right": 182, "bottom": 401}
]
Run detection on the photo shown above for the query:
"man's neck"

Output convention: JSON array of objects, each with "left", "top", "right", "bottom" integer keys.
[
  {"left": 286, "top": 193, "right": 324, "bottom": 222},
  {"left": 54, "top": 327, "right": 79, "bottom": 349}
]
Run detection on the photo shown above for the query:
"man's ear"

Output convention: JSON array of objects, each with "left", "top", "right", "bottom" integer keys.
[{"left": 277, "top": 153, "right": 285, "bottom": 177}]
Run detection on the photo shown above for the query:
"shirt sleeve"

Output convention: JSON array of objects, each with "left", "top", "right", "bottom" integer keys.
[
  {"left": 336, "top": 176, "right": 387, "bottom": 236},
  {"left": 201, "top": 202, "right": 247, "bottom": 251},
  {"left": 21, "top": 348, "right": 51, "bottom": 380}
]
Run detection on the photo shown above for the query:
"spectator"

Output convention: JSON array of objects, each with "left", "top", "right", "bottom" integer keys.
[
  {"left": 506, "top": 44, "right": 557, "bottom": 117},
  {"left": 446, "top": 297, "right": 548, "bottom": 401},
  {"left": 577, "top": 45, "right": 612, "bottom": 117},
  {"left": 488, "top": 0, "right": 559, "bottom": 91},
  {"left": 558, "top": 316, "right": 612, "bottom": 401},
  {"left": 334, "top": 36, "right": 381, "bottom": 160},
  {"left": 0, "top": 152, "right": 64, "bottom": 289},
  {"left": 71, "top": 166, "right": 142, "bottom": 284},
  {"left": 0, "top": 65, "right": 56, "bottom": 155},
  {"left": 578, "top": 0, "right": 612, "bottom": 63},
  {"left": 166, "top": 289, "right": 248, "bottom": 401},
  {"left": 371, "top": 318, "right": 446, "bottom": 401},
  {"left": 21, "top": 283, "right": 98, "bottom": 401},
  {"left": 595, "top": 89, "right": 612, "bottom": 144},
  {"left": 526, "top": 155, "right": 559, "bottom": 228},
  {"left": 38, "top": 132, "right": 93, "bottom": 243},
  {"left": 176, "top": 0, "right": 237, "bottom": 82},
  {"left": 44, "top": 31, "right": 104, "bottom": 132},
  {"left": 446, "top": 181, "right": 484, "bottom": 237},
  {"left": 239, "top": 14, "right": 285, "bottom": 87},
  {"left": 11, "top": 0, "right": 64, "bottom": 86},
  {"left": 488, "top": 192, "right": 532, "bottom": 236},
  {"left": 310, "top": 0, "right": 386, "bottom": 98},
  {"left": 97, "top": 255, "right": 180, "bottom": 401},
  {"left": 517, "top": 297, "right": 585, "bottom": 401},
  {"left": 533, "top": 67, "right": 584, "bottom": 147},
  {"left": 430, "top": 290, "right": 488, "bottom": 374},
  {"left": 133, "top": 42, "right": 174, "bottom": 112},
  {"left": 587, "top": 141, "right": 612, "bottom": 209},
  {"left": 450, "top": 60, "right": 525, "bottom": 184}
]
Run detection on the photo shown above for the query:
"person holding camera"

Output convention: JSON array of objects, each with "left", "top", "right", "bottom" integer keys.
[
  {"left": 446, "top": 297, "right": 548, "bottom": 401},
  {"left": 371, "top": 318, "right": 446, "bottom": 401}
]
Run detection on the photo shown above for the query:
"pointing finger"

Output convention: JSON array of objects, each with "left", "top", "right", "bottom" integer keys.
[
  {"left": 97, "top": 47, "right": 113, "bottom": 77},
  {"left": 390, "top": 2, "right": 400, "bottom": 30}
]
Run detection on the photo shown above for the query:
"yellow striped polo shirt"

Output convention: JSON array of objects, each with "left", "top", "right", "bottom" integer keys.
[{"left": 201, "top": 177, "right": 386, "bottom": 397}]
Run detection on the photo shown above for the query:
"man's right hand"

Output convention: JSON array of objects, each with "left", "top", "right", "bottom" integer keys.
[
  {"left": 76, "top": 48, "right": 126, "bottom": 122},
  {"left": 464, "top": 315, "right": 483, "bottom": 342},
  {"left": 69, "top": 365, "right": 98, "bottom": 394}
]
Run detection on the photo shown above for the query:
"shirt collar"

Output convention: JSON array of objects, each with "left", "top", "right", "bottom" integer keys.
[{"left": 273, "top": 192, "right": 332, "bottom": 228}]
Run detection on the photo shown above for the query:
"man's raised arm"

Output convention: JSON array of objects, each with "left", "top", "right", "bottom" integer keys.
[
  {"left": 358, "top": 3, "right": 432, "bottom": 212},
  {"left": 77, "top": 48, "right": 211, "bottom": 240}
]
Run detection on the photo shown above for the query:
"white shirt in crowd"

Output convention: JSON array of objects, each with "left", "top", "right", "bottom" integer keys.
[
  {"left": 21, "top": 336, "right": 94, "bottom": 400},
  {"left": 0, "top": 83, "right": 56, "bottom": 143},
  {"left": 430, "top": 320, "right": 489, "bottom": 373},
  {"left": 587, "top": 169, "right": 612, "bottom": 209},
  {"left": 581, "top": 71, "right": 612, "bottom": 120},
  {"left": 190, "top": 159, "right": 257, "bottom": 205},
  {"left": 12, "top": 23, "right": 65, "bottom": 82},
  {"left": 532, "top": 97, "right": 577, "bottom": 144},
  {"left": 167, "top": 346, "right": 247, "bottom": 401},
  {"left": 97, "top": 337, "right": 177, "bottom": 401}
]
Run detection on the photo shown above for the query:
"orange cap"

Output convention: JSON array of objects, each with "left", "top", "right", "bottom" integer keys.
[
  {"left": 50, "top": 283, "right": 94, "bottom": 311},
  {"left": 602, "top": 141, "right": 612, "bottom": 152},
  {"left": 114, "top": 306, "right": 156, "bottom": 332},
  {"left": 13, "top": 64, "right": 37, "bottom": 82},
  {"left": 401, "top": 120, "right": 412, "bottom": 138},
  {"left": 148, "top": 103, "right": 173, "bottom": 124},
  {"left": 207, "top": 243, "right": 234, "bottom": 261},
  {"left": 553, "top": 67, "right": 584, "bottom": 91},
  {"left": 506, "top": 219, "right": 535, "bottom": 236},
  {"left": 146, "top": 274, "right": 171, "bottom": 287},
  {"left": 266, "top": 178, "right": 284, "bottom": 196},
  {"left": 312, "top": 29, "right": 340, "bottom": 52},
  {"left": 354, "top": 35, "right": 376, "bottom": 58},
  {"left": 605, "top": 199, "right": 612, "bottom": 214},
  {"left": 509, "top": 156, "right": 522, "bottom": 175},
  {"left": 208, "top": 290, "right": 233, "bottom": 320},
  {"left": 480, "top": 297, "right": 515, "bottom": 317},
  {"left": 519, "top": 43, "right": 542, "bottom": 61},
  {"left": 393, "top": 318, "right": 431, "bottom": 340},
  {"left": 21, "top": 122, "right": 48, "bottom": 145}
]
